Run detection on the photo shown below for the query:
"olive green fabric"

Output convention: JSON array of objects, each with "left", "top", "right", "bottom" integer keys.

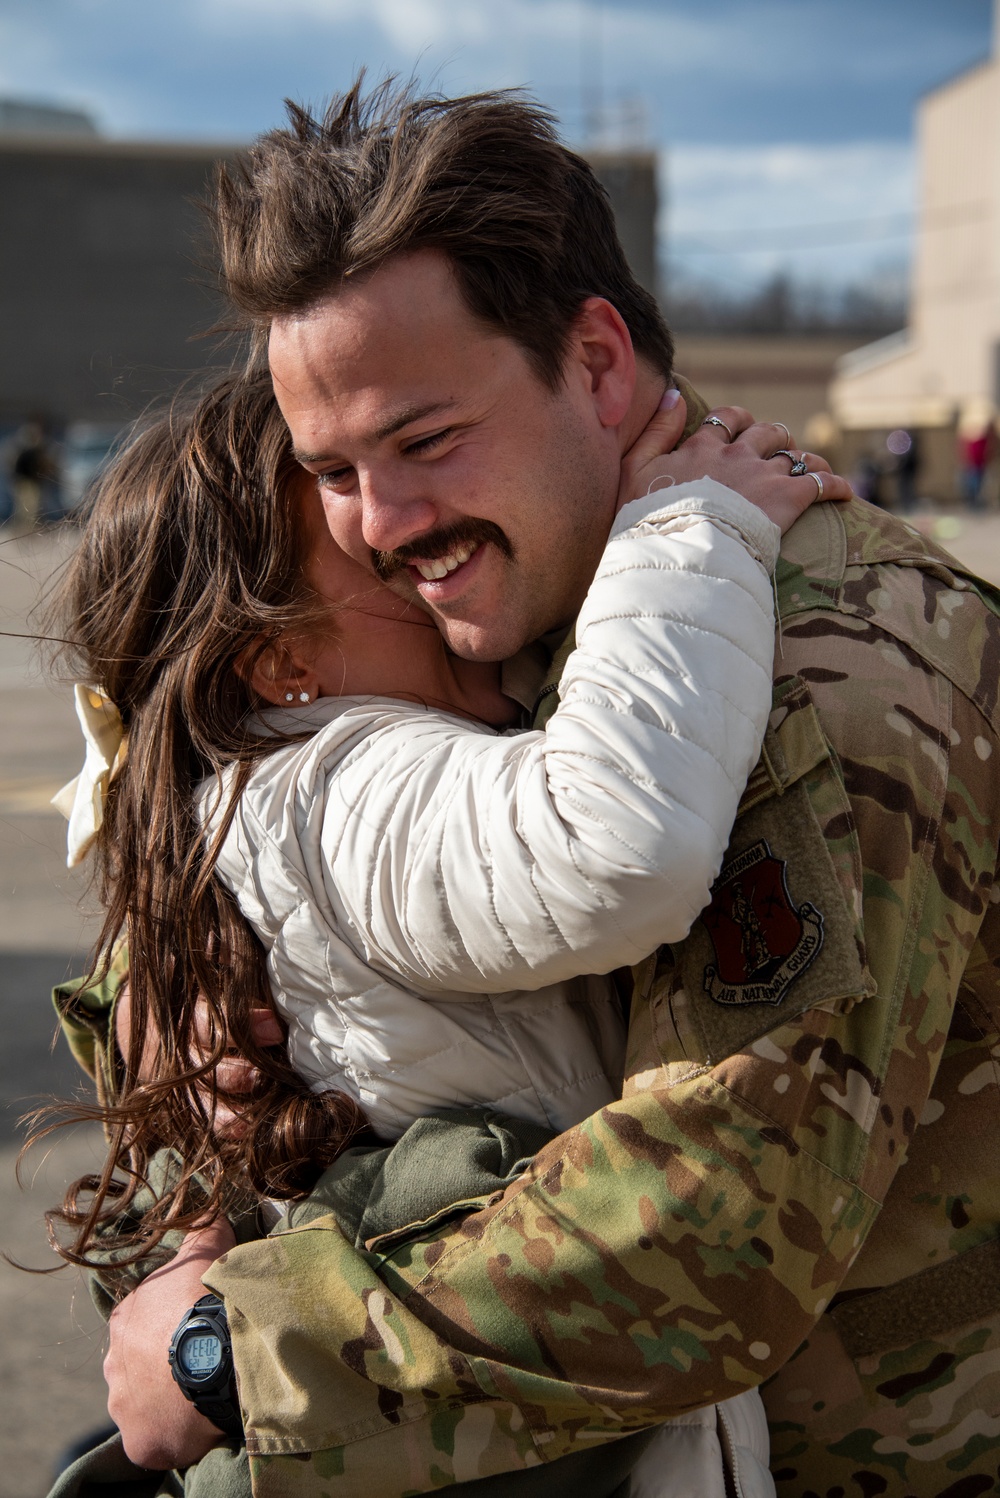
[
  {"left": 52, "top": 940, "right": 128, "bottom": 1103},
  {"left": 48, "top": 1429, "right": 250, "bottom": 1498},
  {"left": 286, "top": 1109, "right": 555, "bottom": 1248}
]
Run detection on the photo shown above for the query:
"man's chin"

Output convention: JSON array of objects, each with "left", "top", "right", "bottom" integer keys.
[
  {"left": 432, "top": 613, "right": 528, "bottom": 663},
  {"left": 381, "top": 577, "right": 508, "bottom": 653}
]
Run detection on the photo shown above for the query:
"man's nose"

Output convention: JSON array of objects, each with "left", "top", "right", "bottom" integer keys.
[{"left": 355, "top": 470, "right": 440, "bottom": 557}]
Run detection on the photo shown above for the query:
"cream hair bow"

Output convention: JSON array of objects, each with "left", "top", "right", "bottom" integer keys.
[{"left": 51, "top": 685, "right": 126, "bottom": 868}]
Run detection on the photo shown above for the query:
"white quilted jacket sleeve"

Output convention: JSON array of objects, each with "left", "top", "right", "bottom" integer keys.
[{"left": 306, "top": 478, "right": 779, "bottom": 994}]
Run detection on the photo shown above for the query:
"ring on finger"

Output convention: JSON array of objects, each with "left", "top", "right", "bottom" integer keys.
[
  {"left": 789, "top": 457, "right": 809, "bottom": 477},
  {"left": 811, "top": 472, "right": 824, "bottom": 499},
  {"left": 773, "top": 422, "right": 791, "bottom": 444},
  {"left": 702, "top": 416, "right": 733, "bottom": 440},
  {"left": 769, "top": 448, "right": 796, "bottom": 466}
]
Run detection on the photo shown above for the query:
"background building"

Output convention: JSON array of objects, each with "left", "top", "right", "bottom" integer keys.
[
  {"left": 0, "top": 126, "right": 241, "bottom": 432},
  {"left": 830, "top": 2, "right": 1000, "bottom": 501}
]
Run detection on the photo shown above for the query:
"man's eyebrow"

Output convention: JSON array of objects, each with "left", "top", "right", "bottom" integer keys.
[
  {"left": 293, "top": 401, "right": 456, "bottom": 465},
  {"left": 373, "top": 400, "right": 454, "bottom": 442}
]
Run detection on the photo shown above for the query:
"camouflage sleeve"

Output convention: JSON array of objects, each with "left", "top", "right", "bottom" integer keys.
[
  {"left": 205, "top": 506, "right": 1000, "bottom": 1495},
  {"left": 51, "top": 940, "right": 128, "bottom": 1106}
]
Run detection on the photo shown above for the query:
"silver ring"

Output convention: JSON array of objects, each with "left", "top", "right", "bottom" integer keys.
[
  {"left": 773, "top": 422, "right": 791, "bottom": 444},
  {"left": 770, "top": 448, "right": 796, "bottom": 465},
  {"left": 789, "top": 458, "right": 809, "bottom": 477},
  {"left": 702, "top": 416, "right": 733, "bottom": 440},
  {"left": 811, "top": 472, "right": 824, "bottom": 499}
]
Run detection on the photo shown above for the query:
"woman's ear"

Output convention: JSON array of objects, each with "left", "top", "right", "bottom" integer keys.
[{"left": 235, "top": 639, "right": 322, "bottom": 707}]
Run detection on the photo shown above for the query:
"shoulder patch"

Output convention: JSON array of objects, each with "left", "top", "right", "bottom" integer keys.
[
  {"left": 702, "top": 839, "right": 824, "bottom": 1006},
  {"left": 664, "top": 690, "right": 875, "bottom": 1065}
]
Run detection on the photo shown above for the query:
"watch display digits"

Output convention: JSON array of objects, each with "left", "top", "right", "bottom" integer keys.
[{"left": 168, "top": 1293, "right": 244, "bottom": 1441}]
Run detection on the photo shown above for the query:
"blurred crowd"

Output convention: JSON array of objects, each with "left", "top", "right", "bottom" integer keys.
[
  {"left": 850, "top": 399, "right": 1000, "bottom": 515},
  {"left": 0, "top": 419, "right": 119, "bottom": 531}
]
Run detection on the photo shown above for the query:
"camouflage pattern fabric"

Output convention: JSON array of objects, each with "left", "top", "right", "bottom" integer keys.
[
  {"left": 52, "top": 939, "right": 128, "bottom": 1105},
  {"left": 194, "top": 495, "right": 1000, "bottom": 1496}
]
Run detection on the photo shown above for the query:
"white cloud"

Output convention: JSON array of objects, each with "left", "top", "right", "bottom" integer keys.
[
  {"left": 179, "top": 0, "right": 756, "bottom": 90},
  {"left": 195, "top": 0, "right": 507, "bottom": 48}
]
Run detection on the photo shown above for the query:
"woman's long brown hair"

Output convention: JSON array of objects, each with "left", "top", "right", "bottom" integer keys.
[{"left": 40, "top": 374, "right": 367, "bottom": 1267}]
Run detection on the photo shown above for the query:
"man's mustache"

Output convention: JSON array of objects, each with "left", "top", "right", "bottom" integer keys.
[{"left": 372, "top": 518, "right": 514, "bottom": 582}]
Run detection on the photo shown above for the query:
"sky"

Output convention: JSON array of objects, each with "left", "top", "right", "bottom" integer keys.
[{"left": 1, "top": 0, "right": 994, "bottom": 296}]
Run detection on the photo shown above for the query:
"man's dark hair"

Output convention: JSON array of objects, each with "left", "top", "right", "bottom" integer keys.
[{"left": 214, "top": 78, "right": 673, "bottom": 388}]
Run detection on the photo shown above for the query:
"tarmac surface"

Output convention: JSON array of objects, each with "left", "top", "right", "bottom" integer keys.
[
  {"left": 3, "top": 508, "right": 1000, "bottom": 1495},
  {"left": 0, "top": 526, "right": 108, "bottom": 1496}
]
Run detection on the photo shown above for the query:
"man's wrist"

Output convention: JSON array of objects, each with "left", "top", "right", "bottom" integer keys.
[{"left": 168, "top": 1293, "right": 244, "bottom": 1442}]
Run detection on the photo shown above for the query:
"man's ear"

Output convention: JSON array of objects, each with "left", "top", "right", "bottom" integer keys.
[
  {"left": 236, "top": 639, "right": 322, "bottom": 707},
  {"left": 570, "top": 297, "right": 637, "bottom": 430}
]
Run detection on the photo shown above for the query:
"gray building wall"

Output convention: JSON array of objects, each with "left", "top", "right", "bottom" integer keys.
[{"left": 0, "top": 137, "right": 242, "bottom": 426}]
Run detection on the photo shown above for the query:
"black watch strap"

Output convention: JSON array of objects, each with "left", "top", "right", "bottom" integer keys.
[{"left": 168, "top": 1293, "right": 244, "bottom": 1442}]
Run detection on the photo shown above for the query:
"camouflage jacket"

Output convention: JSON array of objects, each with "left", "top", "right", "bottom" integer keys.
[{"left": 192, "top": 497, "right": 1000, "bottom": 1498}]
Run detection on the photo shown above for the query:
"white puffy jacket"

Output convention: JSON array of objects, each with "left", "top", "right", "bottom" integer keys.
[
  {"left": 200, "top": 479, "right": 779, "bottom": 1498},
  {"left": 200, "top": 480, "right": 778, "bottom": 1139}
]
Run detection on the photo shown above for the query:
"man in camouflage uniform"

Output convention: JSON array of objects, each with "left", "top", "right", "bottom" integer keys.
[{"left": 78, "top": 88, "right": 1000, "bottom": 1497}]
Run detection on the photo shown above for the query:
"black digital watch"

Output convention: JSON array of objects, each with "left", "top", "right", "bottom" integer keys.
[{"left": 168, "top": 1293, "right": 244, "bottom": 1442}]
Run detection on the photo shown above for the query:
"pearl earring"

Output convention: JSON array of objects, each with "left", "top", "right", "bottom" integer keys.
[
  {"left": 285, "top": 692, "right": 294, "bottom": 702},
  {"left": 299, "top": 691, "right": 310, "bottom": 703}
]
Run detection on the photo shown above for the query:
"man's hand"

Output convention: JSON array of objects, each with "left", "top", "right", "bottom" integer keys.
[
  {"left": 104, "top": 1217, "right": 238, "bottom": 1470},
  {"left": 619, "top": 395, "right": 853, "bottom": 533}
]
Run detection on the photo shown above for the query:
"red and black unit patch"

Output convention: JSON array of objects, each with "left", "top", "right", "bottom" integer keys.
[{"left": 702, "top": 839, "right": 824, "bottom": 1006}]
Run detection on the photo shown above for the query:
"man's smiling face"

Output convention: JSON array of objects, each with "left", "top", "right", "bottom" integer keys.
[{"left": 269, "top": 249, "right": 623, "bottom": 661}]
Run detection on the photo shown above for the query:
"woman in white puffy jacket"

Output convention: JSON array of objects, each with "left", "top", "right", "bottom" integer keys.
[{"left": 55, "top": 375, "right": 843, "bottom": 1496}]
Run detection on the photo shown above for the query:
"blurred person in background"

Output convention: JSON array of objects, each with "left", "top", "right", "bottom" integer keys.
[
  {"left": 9, "top": 418, "right": 60, "bottom": 531},
  {"left": 887, "top": 427, "right": 920, "bottom": 513},
  {"left": 852, "top": 447, "right": 886, "bottom": 507},
  {"left": 957, "top": 400, "right": 995, "bottom": 511}
]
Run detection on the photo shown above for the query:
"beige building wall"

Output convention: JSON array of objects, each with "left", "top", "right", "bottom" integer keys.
[
  {"left": 674, "top": 335, "right": 858, "bottom": 447},
  {"left": 830, "top": 32, "right": 1000, "bottom": 498}
]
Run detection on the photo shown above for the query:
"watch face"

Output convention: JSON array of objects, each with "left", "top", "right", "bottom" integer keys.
[{"left": 178, "top": 1330, "right": 223, "bottom": 1380}]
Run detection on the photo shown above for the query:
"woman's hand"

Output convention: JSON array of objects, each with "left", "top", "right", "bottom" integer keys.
[
  {"left": 190, "top": 1000, "right": 285, "bottom": 1138},
  {"left": 104, "top": 1217, "right": 238, "bottom": 1470},
  {"left": 115, "top": 982, "right": 284, "bottom": 1137},
  {"left": 619, "top": 394, "right": 853, "bottom": 534}
]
